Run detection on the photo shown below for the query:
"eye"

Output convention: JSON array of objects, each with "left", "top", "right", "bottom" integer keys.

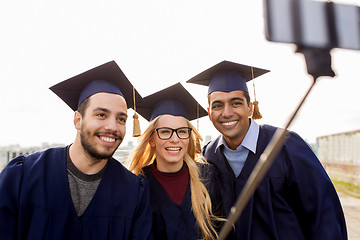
[
  {"left": 211, "top": 104, "right": 222, "bottom": 110},
  {"left": 232, "top": 101, "right": 243, "bottom": 107},
  {"left": 159, "top": 129, "right": 171, "bottom": 134},
  {"left": 96, "top": 113, "right": 105, "bottom": 117},
  {"left": 177, "top": 128, "right": 188, "bottom": 134},
  {"left": 118, "top": 116, "right": 127, "bottom": 123}
]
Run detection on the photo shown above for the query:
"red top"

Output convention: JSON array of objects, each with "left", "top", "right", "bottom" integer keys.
[{"left": 151, "top": 163, "right": 190, "bottom": 205}]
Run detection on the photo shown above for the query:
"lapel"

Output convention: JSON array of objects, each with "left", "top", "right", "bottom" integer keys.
[
  {"left": 45, "top": 147, "right": 77, "bottom": 213},
  {"left": 143, "top": 165, "right": 195, "bottom": 239}
]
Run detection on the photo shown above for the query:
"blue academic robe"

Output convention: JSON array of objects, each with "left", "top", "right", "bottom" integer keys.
[
  {"left": 203, "top": 124, "right": 347, "bottom": 240},
  {"left": 143, "top": 163, "right": 223, "bottom": 240},
  {"left": 0, "top": 147, "right": 152, "bottom": 240}
]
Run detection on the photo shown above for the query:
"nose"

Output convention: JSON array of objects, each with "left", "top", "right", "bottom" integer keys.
[
  {"left": 222, "top": 104, "right": 233, "bottom": 118},
  {"left": 104, "top": 118, "right": 118, "bottom": 132},
  {"left": 169, "top": 131, "right": 180, "bottom": 142}
]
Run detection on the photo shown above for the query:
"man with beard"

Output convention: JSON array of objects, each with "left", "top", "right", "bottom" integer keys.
[
  {"left": 0, "top": 61, "right": 152, "bottom": 240},
  {"left": 187, "top": 60, "right": 347, "bottom": 240}
]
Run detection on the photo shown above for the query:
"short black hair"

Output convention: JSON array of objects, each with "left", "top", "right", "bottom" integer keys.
[{"left": 77, "top": 97, "right": 90, "bottom": 116}]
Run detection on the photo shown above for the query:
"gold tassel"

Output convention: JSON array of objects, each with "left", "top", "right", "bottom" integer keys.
[
  {"left": 251, "top": 66, "right": 262, "bottom": 120},
  {"left": 133, "top": 113, "right": 141, "bottom": 137},
  {"left": 252, "top": 100, "right": 262, "bottom": 120},
  {"left": 132, "top": 87, "right": 141, "bottom": 137}
]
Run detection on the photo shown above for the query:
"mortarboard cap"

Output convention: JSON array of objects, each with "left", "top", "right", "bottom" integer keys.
[
  {"left": 186, "top": 60, "right": 270, "bottom": 119},
  {"left": 49, "top": 60, "right": 142, "bottom": 111},
  {"left": 186, "top": 60, "right": 269, "bottom": 95},
  {"left": 137, "top": 83, "right": 207, "bottom": 122}
]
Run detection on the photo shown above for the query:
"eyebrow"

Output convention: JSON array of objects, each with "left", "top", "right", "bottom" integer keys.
[
  {"left": 93, "top": 107, "right": 110, "bottom": 113},
  {"left": 210, "top": 100, "right": 223, "bottom": 106},
  {"left": 230, "top": 97, "right": 245, "bottom": 102},
  {"left": 210, "top": 97, "right": 244, "bottom": 105},
  {"left": 93, "top": 107, "right": 128, "bottom": 118}
]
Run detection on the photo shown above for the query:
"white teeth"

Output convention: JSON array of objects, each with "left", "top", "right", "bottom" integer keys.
[
  {"left": 100, "top": 137, "right": 115, "bottom": 143},
  {"left": 166, "top": 147, "right": 181, "bottom": 151},
  {"left": 222, "top": 121, "right": 237, "bottom": 126}
]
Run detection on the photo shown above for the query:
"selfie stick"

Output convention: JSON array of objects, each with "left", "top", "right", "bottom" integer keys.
[{"left": 217, "top": 47, "right": 334, "bottom": 240}]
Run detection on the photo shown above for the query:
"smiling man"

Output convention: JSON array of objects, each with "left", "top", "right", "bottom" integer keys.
[
  {"left": 0, "top": 61, "right": 152, "bottom": 240},
  {"left": 187, "top": 60, "right": 347, "bottom": 240}
]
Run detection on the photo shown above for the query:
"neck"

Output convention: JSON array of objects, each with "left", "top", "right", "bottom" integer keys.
[
  {"left": 69, "top": 140, "right": 108, "bottom": 174},
  {"left": 223, "top": 119, "right": 251, "bottom": 150},
  {"left": 223, "top": 137, "right": 242, "bottom": 150}
]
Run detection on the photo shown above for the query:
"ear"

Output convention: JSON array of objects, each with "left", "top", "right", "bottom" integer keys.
[
  {"left": 207, "top": 107, "right": 212, "bottom": 121},
  {"left": 74, "top": 111, "right": 82, "bottom": 130},
  {"left": 149, "top": 137, "right": 156, "bottom": 148}
]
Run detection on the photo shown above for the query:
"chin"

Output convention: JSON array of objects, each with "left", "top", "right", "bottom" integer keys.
[{"left": 164, "top": 155, "right": 185, "bottom": 164}]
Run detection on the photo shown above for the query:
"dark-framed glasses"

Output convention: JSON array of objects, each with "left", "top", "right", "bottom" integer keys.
[{"left": 155, "top": 127, "right": 192, "bottom": 140}]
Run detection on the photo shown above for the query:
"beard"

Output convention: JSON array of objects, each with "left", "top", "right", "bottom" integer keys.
[{"left": 80, "top": 127, "right": 122, "bottom": 163}]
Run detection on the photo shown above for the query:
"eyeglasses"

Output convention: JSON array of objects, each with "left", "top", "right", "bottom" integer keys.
[{"left": 155, "top": 127, "right": 192, "bottom": 140}]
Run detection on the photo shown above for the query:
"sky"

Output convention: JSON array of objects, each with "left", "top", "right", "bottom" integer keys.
[{"left": 1, "top": 0, "right": 359, "bottom": 148}]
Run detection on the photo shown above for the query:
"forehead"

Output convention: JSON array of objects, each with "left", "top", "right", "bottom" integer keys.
[
  {"left": 88, "top": 92, "right": 128, "bottom": 111},
  {"left": 156, "top": 115, "right": 188, "bottom": 128},
  {"left": 208, "top": 90, "right": 246, "bottom": 103}
]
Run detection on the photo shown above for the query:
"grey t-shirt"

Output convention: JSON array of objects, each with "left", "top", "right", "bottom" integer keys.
[{"left": 66, "top": 147, "right": 107, "bottom": 216}]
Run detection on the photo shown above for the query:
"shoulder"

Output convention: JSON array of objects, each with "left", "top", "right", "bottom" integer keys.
[
  {"left": 259, "top": 124, "right": 312, "bottom": 151},
  {"left": 108, "top": 158, "right": 137, "bottom": 178},
  {"left": 108, "top": 158, "right": 149, "bottom": 188},
  {"left": 258, "top": 124, "right": 278, "bottom": 139},
  {"left": 196, "top": 162, "right": 217, "bottom": 175},
  {"left": 202, "top": 136, "right": 222, "bottom": 156},
  {"left": 196, "top": 162, "right": 220, "bottom": 183},
  {"left": 1, "top": 146, "right": 66, "bottom": 178},
  {"left": 258, "top": 124, "right": 313, "bottom": 154},
  {"left": 283, "top": 130, "right": 315, "bottom": 156},
  {"left": 0, "top": 155, "right": 26, "bottom": 179},
  {"left": 0, "top": 147, "right": 65, "bottom": 191},
  {"left": 141, "top": 165, "right": 152, "bottom": 178},
  {"left": 7, "top": 147, "right": 67, "bottom": 170}
]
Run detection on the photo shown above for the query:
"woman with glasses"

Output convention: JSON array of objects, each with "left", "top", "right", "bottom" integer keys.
[{"left": 129, "top": 83, "right": 223, "bottom": 240}]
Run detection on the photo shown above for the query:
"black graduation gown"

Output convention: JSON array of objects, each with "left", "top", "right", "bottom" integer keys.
[
  {"left": 0, "top": 147, "right": 153, "bottom": 240},
  {"left": 203, "top": 124, "right": 347, "bottom": 240},
  {"left": 143, "top": 163, "right": 223, "bottom": 240}
]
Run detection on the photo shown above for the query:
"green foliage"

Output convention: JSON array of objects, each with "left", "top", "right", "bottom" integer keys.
[{"left": 332, "top": 179, "right": 360, "bottom": 198}]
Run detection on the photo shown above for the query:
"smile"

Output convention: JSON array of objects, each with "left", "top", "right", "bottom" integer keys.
[
  {"left": 221, "top": 121, "right": 238, "bottom": 126},
  {"left": 165, "top": 147, "right": 181, "bottom": 152},
  {"left": 100, "top": 136, "right": 116, "bottom": 143}
]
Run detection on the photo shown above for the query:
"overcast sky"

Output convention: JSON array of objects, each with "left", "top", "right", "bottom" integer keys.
[{"left": 1, "top": 0, "right": 359, "bottom": 148}]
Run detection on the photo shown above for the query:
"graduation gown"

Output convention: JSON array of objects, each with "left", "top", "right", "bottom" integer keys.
[
  {"left": 203, "top": 124, "right": 347, "bottom": 240},
  {"left": 0, "top": 147, "right": 152, "bottom": 240},
  {"left": 143, "top": 163, "right": 222, "bottom": 240}
]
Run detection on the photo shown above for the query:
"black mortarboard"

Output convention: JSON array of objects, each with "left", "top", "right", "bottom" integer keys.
[
  {"left": 49, "top": 60, "right": 142, "bottom": 111},
  {"left": 186, "top": 60, "right": 270, "bottom": 119},
  {"left": 137, "top": 83, "right": 207, "bottom": 122},
  {"left": 186, "top": 60, "right": 269, "bottom": 95}
]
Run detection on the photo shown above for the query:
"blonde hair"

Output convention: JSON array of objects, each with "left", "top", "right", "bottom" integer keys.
[{"left": 129, "top": 116, "right": 219, "bottom": 240}]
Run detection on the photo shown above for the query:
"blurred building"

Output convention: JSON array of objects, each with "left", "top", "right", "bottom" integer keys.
[
  {"left": 0, "top": 143, "right": 66, "bottom": 171},
  {"left": 315, "top": 129, "right": 360, "bottom": 187},
  {"left": 316, "top": 130, "right": 360, "bottom": 164}
]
